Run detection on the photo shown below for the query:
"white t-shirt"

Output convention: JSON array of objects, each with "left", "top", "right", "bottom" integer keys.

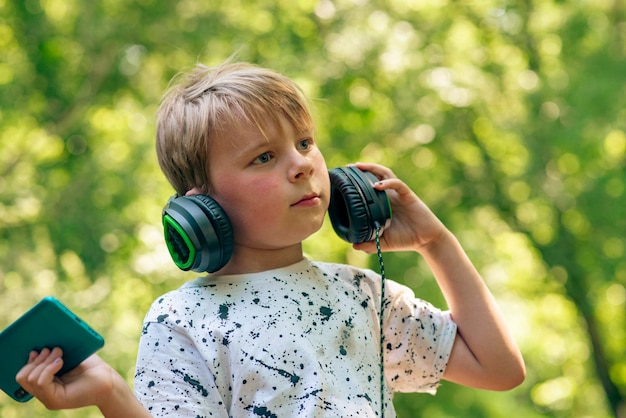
[{"left": 134, "top": 259, "right": 457, "bottom": 417}]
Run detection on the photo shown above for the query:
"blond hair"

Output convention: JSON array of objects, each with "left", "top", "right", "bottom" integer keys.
[{"left": 156, "top": 61, "right": 314, "bottom": 195}]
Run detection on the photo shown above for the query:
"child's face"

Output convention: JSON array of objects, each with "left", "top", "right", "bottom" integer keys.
[{"left": 207, "top": 113, "right": 330, "bottom": 254}]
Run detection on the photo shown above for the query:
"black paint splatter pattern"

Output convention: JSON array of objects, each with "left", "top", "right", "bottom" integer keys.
[{"left": 134, "top": 259, "right": 456, "bottom": 417}]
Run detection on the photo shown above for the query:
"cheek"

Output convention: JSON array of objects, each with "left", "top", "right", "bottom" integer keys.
[
  {"left": 214, "top": 178, "right": 281, "bottom": 229},
  {"left": 253, "top": 179, "right": 278, "bottom": 198},
  {"left": 245, "top": 180, "right": 282, "bottom": 221}
]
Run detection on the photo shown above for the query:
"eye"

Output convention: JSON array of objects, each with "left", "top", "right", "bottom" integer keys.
[
  {"left": 297, "top": 138, "right": 313, "bottom": 151},
  {"left": 252, "top": 152, "right": 272, "bottom": 165}
]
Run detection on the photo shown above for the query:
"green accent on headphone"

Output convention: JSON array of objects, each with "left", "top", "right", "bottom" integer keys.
[{"left": 163, "top": 213, "right": 196, "bottom": 270}]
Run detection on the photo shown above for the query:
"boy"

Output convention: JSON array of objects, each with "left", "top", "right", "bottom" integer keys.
[{"left": 17, "top": 61, "right": 525, "bottom": 417}]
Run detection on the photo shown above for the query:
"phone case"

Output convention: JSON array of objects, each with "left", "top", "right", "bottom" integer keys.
[{"left": 0, "top": 296, "right": 105, "bottom": 402}]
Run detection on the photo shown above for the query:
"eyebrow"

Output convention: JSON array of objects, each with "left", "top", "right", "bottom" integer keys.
[{"left": 223, "top": 131, "right": 272, "bottom": 165}]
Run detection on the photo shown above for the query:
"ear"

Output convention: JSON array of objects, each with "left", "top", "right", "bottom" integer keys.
[{"left": 185, "top": 187, "right": 204, "bottom": 196}]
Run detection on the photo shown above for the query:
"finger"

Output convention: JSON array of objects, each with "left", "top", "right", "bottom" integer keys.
[
  {"left": 15, "top": 350, "right": 40, "bottom": 383},
  {"left": 27, "top": 350, "right": 39, "bottom": 363},
  {"left": 30, "top": 348, "right": 60, "bottom": 372},
  {"left": 18, "top": 348, "right": 63, "bottom": 391},
  {"left": 17, "top": 348, "right": 52, "bottom": 380},
  {"left": 371, "top": 178, "right": 407, "bottom": 204},
  {"left": 352, "top": 162, "right": 396, "bottom": 180},
  {"left": 36, "top": 354, "right": 64, "bottom": 387},
  {"left": 33, "top": 347, "right": 52, "bottom": 364},
  {"left": 372, "top": 178, "right": 396, "bottom": 190}
]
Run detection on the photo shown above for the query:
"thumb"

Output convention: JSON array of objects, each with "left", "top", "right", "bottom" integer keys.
[{"left": 352, "top": 241, "right": 377, "bottom": 254}]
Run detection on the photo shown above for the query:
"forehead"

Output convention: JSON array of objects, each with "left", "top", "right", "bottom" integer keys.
[
  {"left": 213, "top": 110, "right": 307, "bottom": 149},
  {"left": 212, "top": 114, "right": 265, "bottom": 152}
]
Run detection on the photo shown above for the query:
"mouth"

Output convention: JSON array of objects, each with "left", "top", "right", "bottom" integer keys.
[{"left": 291, "top": 193, "right": 321, "bottom": 207}]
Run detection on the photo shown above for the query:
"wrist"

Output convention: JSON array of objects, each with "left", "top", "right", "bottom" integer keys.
[
  {"left": 415, "top": 227, "right": 455, "bottom": 257},
  {"left": 97, "top": 371, "right": 148, "bottom": 418}
]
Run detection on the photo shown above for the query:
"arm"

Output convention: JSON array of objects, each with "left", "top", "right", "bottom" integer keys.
[
  {"left": 16, "top": 348, "right": 152, "bottom": 417},
  {"left": 353, "top": 162, "right": 525, "bottom": 391},
  {"left": 419, "top": 230, "right": 525, "bottom": 390}
]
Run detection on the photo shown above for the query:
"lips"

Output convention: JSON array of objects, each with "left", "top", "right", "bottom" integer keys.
[{"left": 292, "top": 193, "right": 321, "bottom": 207}]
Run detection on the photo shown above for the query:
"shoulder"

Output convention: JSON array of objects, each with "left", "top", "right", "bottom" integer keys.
[
  {"left": 142, "top": 279, "right": 223, "bottom": 326},
  {"left": 308, "top": 260, "right": 385, "bottom": 296},
  {"left": 309, "top": 260, "right": 379, "bottom": 280}
]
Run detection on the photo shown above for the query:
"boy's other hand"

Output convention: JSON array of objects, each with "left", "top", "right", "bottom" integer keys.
[{"left": 16, "top": 347, "right": 115, "bottom": 410}]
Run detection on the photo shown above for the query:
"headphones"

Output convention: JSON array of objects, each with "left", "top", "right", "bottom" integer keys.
[{"left": 162, "top": 166, "right": 392, "bottom": 273}]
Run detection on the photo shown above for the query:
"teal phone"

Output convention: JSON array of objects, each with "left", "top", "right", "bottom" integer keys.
[{"left": 0, "top": 296, "right": 105, "bottom": 402}]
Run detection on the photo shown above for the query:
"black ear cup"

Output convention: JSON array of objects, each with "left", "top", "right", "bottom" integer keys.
[
  {"left": 162, "top": 195, "right": 234, "bottom": 273},
  {"left": 328, "top": 166, "right": 392, "bottom": 244}
]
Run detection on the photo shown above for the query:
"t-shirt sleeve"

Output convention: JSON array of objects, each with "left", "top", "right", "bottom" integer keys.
[
  {"left": 134, "top": 307, "right": 229, "bottom": 417},
  {"left": 382, "top": 279, "right": 457, "bottom": 395}
]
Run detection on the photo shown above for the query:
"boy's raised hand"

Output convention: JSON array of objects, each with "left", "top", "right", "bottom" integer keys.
[{"left": 350, "top": 162, "right": 447, "bottom": 254}]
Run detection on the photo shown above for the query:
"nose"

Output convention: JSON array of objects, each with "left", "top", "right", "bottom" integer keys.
[{"left": 289, "top": 153, "right": 314, "bottom": 182}]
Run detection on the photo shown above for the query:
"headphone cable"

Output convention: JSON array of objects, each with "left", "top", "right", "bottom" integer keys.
[{"left": 375, "top": 223, "right": 386, "bottom": 418}]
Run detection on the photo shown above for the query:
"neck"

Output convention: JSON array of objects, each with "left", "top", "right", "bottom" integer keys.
[{"left": 213, "top": 243, "right": 304, "bottom": 275}]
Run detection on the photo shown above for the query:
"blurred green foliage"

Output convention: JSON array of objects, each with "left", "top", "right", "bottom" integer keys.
[{"left": 1, "top": 0, "right": 625, "bottom": 417}]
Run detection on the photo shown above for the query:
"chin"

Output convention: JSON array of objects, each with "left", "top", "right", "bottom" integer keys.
[{"left": 295, "top": 224, "right": 324, "bottom": 243}]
